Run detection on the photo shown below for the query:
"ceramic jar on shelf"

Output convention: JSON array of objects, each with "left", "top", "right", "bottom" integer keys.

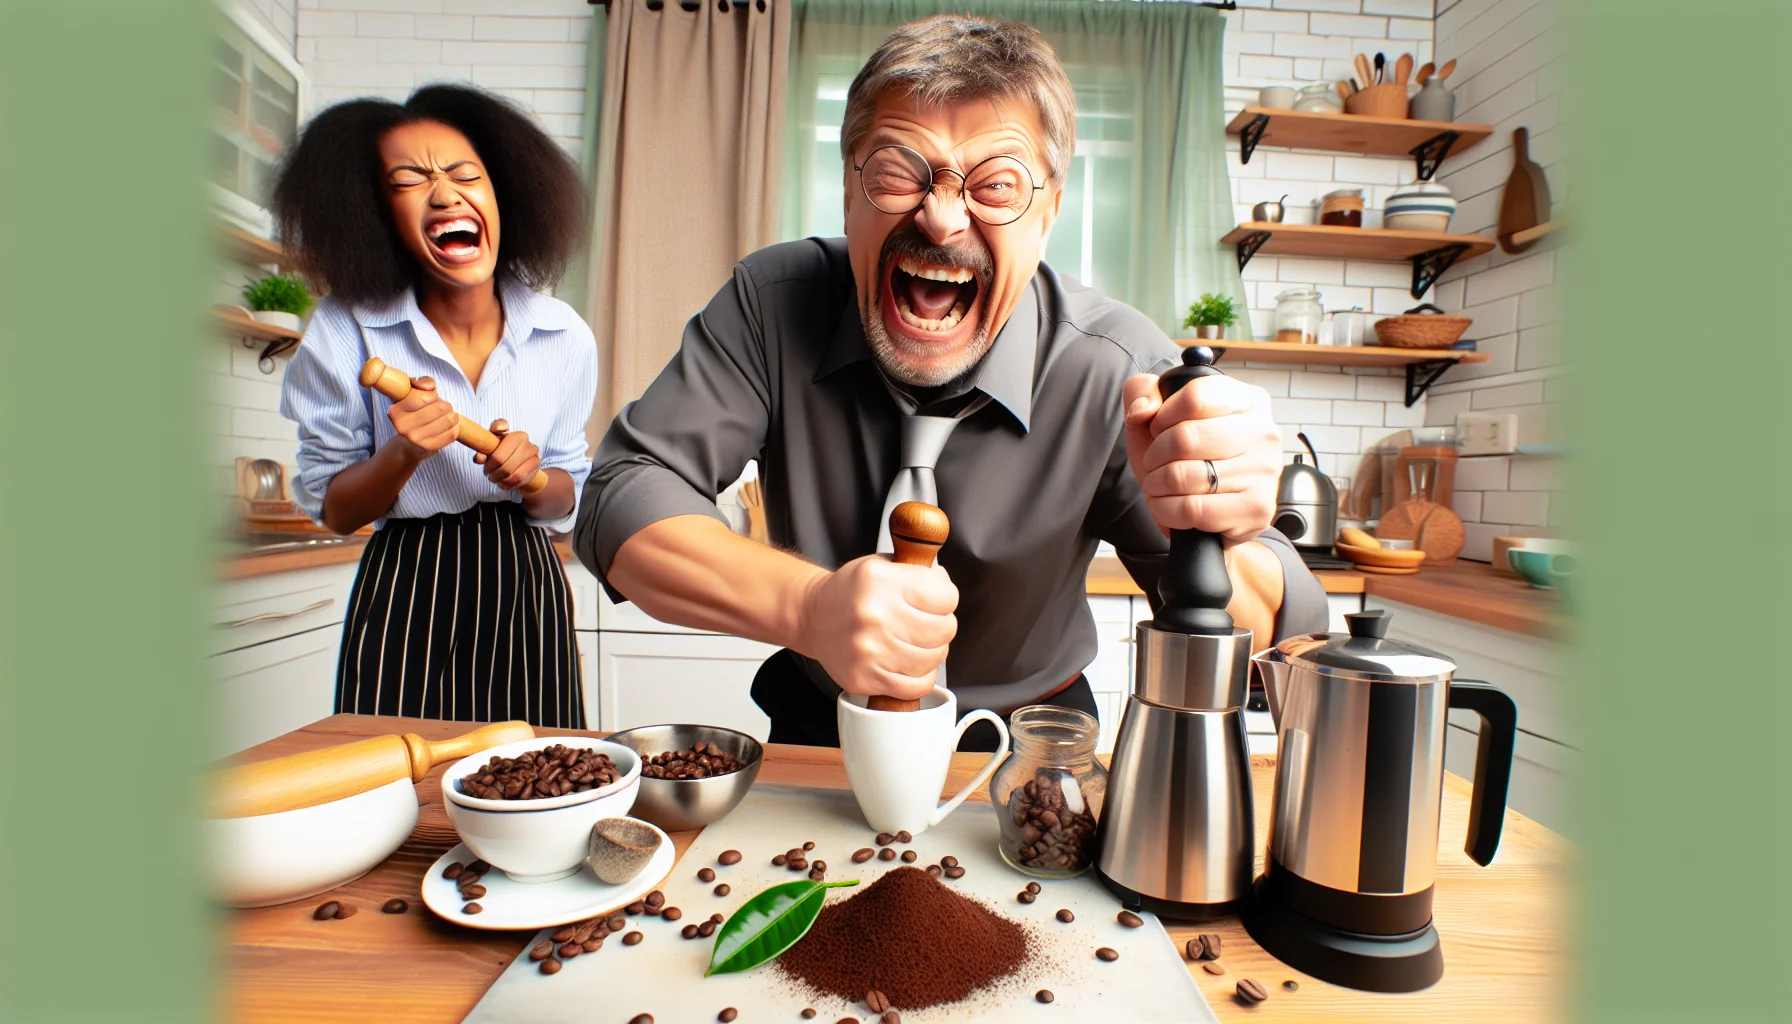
[
  {"left": 988, "top": 706, "right": 1107, "bottom": 879},
  {"left": 1273, "top": 286, "right": 1325, "bottom": 345}
]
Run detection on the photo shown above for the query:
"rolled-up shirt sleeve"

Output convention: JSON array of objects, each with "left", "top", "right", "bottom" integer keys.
[
  {"left": 279, "top": 298, "right": 375, "bottom": 526},
  {"left": 573, "top": 262, "right": 773, "bottom": 599},
  {"left": 526, "top": 314, "right": 599, "bottom": 534}
]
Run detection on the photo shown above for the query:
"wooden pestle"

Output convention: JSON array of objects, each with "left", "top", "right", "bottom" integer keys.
[
  {"left": 209, "top": 720, "right": 535, "bottom": 819},
  {"left": 867, "top": 501, "right": 951, "bottom": 713},
  {"left": 358, "top": 357, "right": 549, "bottom": 494}
]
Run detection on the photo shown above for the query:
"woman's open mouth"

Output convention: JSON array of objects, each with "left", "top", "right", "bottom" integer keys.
[
  {"left": 425, "top": 215, "right": 484, "bottom": 266},
  {"left": 884, "top": 255, "right": 982, "bottom": 343}
]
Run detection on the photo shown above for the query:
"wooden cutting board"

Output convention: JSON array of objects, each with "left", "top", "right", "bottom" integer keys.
[
  {"left": 1497, "top": 127, "right": 1552, "bottom": 254},
  {"left": 1376, "top": 499, "right": 1465, "bottom": 564},
  {"left": 461, "top": 785, "right": 1217, "bottom": 1023}
]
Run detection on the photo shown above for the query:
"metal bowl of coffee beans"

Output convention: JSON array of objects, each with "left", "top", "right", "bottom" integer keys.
[{"left": 603, "top": 724, "right": 762, "bottom": 832}]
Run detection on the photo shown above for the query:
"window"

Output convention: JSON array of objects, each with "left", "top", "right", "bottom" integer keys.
[{"left": 210, "top": 6, "right": 307, "bottom": 235}]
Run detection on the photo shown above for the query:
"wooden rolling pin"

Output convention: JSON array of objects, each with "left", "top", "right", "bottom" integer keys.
[
  {"left": 358, "top": 357, "right": 549, "bottom": 494},
  {"left": 868, "top": 501, "right": 950, "bottom": 713},
  {"left": 209, "top": 721, "right": 534, "bottom": 819}
]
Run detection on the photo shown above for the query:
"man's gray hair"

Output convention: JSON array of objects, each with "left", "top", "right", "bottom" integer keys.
[{"left": 839, "top": 15, "right": 1076, "bottom": 184}]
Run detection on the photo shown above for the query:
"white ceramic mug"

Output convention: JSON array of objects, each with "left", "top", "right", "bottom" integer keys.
[{"left": 837, "top": 686, "right": 1009, "bottom": 837}]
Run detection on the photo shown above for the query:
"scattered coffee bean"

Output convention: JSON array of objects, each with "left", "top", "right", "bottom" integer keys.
[
  {"left": 458, "top": 743, "right": 618, "bottom": 800},
  {"left": 714, "top": 883, "right": 731, "bottom": 896},
  {"left": 881, "top": 1012, "right": 900, "bottom": 1024},
  {"left": 581, "top": 937, "right": 602, "bottom": 955},
  {"left": 718, "top": 850, "right": 742, "bottom": 865},
  {"left": 627, "top": 901, "right": 646, "bottom": 915},
  {"left": 835, "top": 1019, "right": 855, "bottom": 1024},
  {"left": 1096, "top": 946, "right": 1119, "bottom": 961},
  {"left": 710, "top": 912, "right": 725, "bottom": 923},
  {"left": 641, "top": 742, "right": 746, "bottom": 780},
  {"left": 944, "top": 866, "right": 965, "bottom": 879},
  {"left": 1203, "top": 961, "right": 1226, "bottom": 976},
  {"left": 468, "top": 859, "right": 490, "bottom": 875},
  {"left": 539, "top": 958, "right": 561, "bottom": 975},
  {"left": 804, "top": 840, "right": 816, "bottom": 851},
  {"left": 1117, "top": 910, "right": 1143, "bottom": 928},
  {"left": 629, "top": 1015, "right": 654, "bottom": 1024},
  {"left": 852, "top": 848, "right": 875, "bottom": 863},
  {"left": 877, "top": 848, "right": 896, "bottom": 862},
  {"left": 443, "top": 862, "right": 465, "bottom": 880},
  {"left": 662, "top": 907, "right": 683, "bottom": 922},
  {"left": 899, "top": 850, "right": 916, "bottom": 863},
  {"left": 788, "top": 858, "right": 809, "bottom": 872},
  {"left": 875, "top": 832, "right": 894, "bottom": 846},
  {"left": 622, "top": 931, "right": 643, "bottom": 946},
  {"left": 682, "top": 924, "right": 700, "bottom": 939},
  {"left": 608, "top": 915, "right": 627, "bottom": 932},
  {"left": 1025, "top": 881, "right": 1042, "bottom": 895},
  {"left": 645, "top": 890, "right": 666, "bottom": 910},
  {"left": 460, "top": 883, "right": 487, "bottom": 900},
  {"left": 698, "top": 867, "right": 716, "bottom": 883},
  {"left": 558, "top": 942, "right": 582, "bottom": 959},
  {"left": 335, "top": 903, "right": 358, "bottom": 919},
  {"left": 1035, "top": 990, "right": 1055, "bottom": 1004},
  {"left": 1236, "top": 979, "right": 1269, "bottom": 1005},
  {"left": 382, "top": 898, "right": 408, "bottom": 914},
  {"left": 895, "top": 830, "right": 912, "bottom": 844},
  {"left": 787, "top": 847, "right": 806, "bottom": 860},
  {"left": 809, "top": 868, "right": 826, "bottom": 881},
  {"left": 698, "top": 919, "right": 718, "bottom": 937},
  {"left": 1055, "top": 909, "right": 1074, "bottom": 923},
  {"left": 719, "top": 1010, "right": 739, "bottom": 1023},
  {"left": 553, "top": 925, "right": 577, "bottom": 942},
  {"left": 866, "top": 989, "right": 891, "bottom": 1013},
  {"left": 940, "top": 855, "right": 959, "bottom": 868},
  {"left": 464, "top": 902, "right": 483, "bottom": 915},
  {"left": 313, "top": 901, "right": 340, "bottom": 921},
  {"left": 925, "top": 865, "right": 943, "bottom": 878},
  {"left": 1197, "top": 932, "right": 1222, "bottom": 961},
  {"left": 1184, "top": 938, "right": 1201, "bottom": 961},
  {"left": 530, "top": 940, "right": 554, "bottom": 961},
  {"left": 801, "top": 1011, "right": 816, "bottom": 1020},
  {"left": 1017, "top": 891, "right": 1036, "bottom": 904},
  {"left": 772, "top": 854, "right": 788, "bottom": 867},
  {"left": 1283, "top": 980, "right": 1299, "bottom": 991},
  {"left": 812, "top": 860, "right": 827, "bottom": 873},
  {"left": 1002, "top": 769, "right": 1100, "bottom": 873}
]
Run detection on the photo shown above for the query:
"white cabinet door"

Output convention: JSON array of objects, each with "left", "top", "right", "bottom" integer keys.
[
  {"left": 1325, "top": 592, "right": 1363, "bottom": 632},
  {"left": 565, "top": 560, "right": 599, "bottom": 632},
  {"left": 211, "top": 562, "right": 357, "bottom": 656},
  {"left": 596, "top": 632, "right": 778, "bottom": 741},
  {"left": 1084, "top": 595, "right": 1135, "bottom": 755},
  {"left": 213, "top": 623, "right": 340, "bottom": 756},
  {"left": 576, "top": 631, "right": 600, "bottom": 728}
]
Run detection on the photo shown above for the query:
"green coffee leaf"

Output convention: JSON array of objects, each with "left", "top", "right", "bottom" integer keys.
[{"left": 704, "top": 878, "right": 859, "bottom": 977}]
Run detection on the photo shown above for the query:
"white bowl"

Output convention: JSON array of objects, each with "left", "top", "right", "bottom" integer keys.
[
  {"left": 208, "top": 777, "right": 418, "bottom": 908},
  {"left": 1384, "top": 211, "right": 1453, "bottom": 233},
  {"left": 442, "top": 737, "right": 641, "bottom": 883},
  {"left": 1259, "top": 86, "right": 1297, "bottom": 110}
]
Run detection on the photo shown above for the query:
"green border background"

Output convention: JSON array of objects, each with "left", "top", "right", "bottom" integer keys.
[{"left": 2, "top": 1, "right": 1787, "bottom": 1021}]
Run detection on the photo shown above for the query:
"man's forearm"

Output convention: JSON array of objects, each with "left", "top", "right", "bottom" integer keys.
[{"left": 605, "top": 515, "right": 827, "bottom": 650}]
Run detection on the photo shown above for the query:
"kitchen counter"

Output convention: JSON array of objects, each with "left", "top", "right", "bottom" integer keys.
[
  {"left": 1086, "top": 554, "right": 1364, "bottom": 595},
  {"left": 218, "top": 533, "right": 582, "bottom": 580},
  {"left": 222, "top": 715, "right": 1568, "bottom": 1023}
]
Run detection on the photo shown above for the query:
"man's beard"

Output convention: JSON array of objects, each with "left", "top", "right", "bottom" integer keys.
[{"left": 861, "top": 224, "right": 995, "bottom": 387}]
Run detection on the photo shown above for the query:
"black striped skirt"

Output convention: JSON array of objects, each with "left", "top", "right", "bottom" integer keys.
[{"left": 335, "top": 501, "right": 584, "bottom": 728}]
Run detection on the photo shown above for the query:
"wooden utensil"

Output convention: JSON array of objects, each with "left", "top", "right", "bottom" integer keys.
[
  {"left": 358, "top": 358, "right": 549, "bottom": 494},
  {"left": 1417, "top": 61, "right": 1436, "bottom": 85},
  {"left": 1355, "top": 53, "right": 1374, "bottom": 93},
  {"left": 1396, "top": 53, "right": 1414, "bottom": 85},
  {"left": 1376, "top": 499, "right": 1466, "bottom": 564},
  {"left": 1337, "top": 80, "right": 1354, "bottom": 103},
  {"left": 866, "top": 501, "right": 950, "bottom": 713},
  {"left": 1497, "top": 127, "right": 1553, "bottom": 253},
  {"left": 1438, "top": 58, "right": 1457, "bottom": 79},
  {"left": 211, "top": 720, "right": 535, "bottom": 818}
]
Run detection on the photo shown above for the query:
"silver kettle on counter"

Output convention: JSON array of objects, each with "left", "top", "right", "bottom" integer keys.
[
  {"left": 1244, "top": 610, "right": 1518, "bottom": 992},
  {"left": 1272, "top": 432, "right": 1338, "bottom": 551}
]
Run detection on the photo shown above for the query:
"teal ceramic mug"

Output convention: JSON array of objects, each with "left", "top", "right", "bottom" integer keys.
[{"left": 1508, "top": 548, "right": 1576, "bottom": 590}]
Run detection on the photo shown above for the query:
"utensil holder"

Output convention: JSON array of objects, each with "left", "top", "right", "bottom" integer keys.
[{"left": 1345, "top": 82, "right": 1408, "bottom": 119}]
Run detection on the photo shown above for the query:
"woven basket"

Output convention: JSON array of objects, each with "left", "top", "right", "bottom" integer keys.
[{"left": 1373, "top": 304, "right": 1472, "bottom": 349}]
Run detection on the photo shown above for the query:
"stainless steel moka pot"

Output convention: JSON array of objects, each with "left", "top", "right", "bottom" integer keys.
[
  {"left": 1272, "top": 432, "right": 1338, "bottom": 550},
  {"left": 1244, "top": 610, "right": 1518, "bottom": 992},
  {"left": 1096, "top": 347, "right": 1255, "bottom": 918}
]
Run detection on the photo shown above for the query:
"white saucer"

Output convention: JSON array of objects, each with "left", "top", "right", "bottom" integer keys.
[{"left": 421, "top": 826, "right": 675, "bottom": 931}]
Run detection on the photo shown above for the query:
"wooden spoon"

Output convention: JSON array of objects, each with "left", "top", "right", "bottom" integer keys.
[
  {"left": 1355, "top": 53, "right": 1374, "bottom": 92},
  {"left": 1337, "top": 80, "right": 1354, "bottom": 103},
  {"left": 1438, "top": 58, "right": 1458, "bottom": 80},
  {"left": 1416, "top": 61, "right": 1436, "bottom": 86},
  {"left": 866, "top": 501, "right": 950, "bottom": 712},
  {"left": 1396, "top": 53, "right": 1414, "bottom": 85}
]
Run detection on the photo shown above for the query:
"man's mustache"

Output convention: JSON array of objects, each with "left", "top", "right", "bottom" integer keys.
[{"left": 879, "top": 224, "right": 992, "bottom": 280}]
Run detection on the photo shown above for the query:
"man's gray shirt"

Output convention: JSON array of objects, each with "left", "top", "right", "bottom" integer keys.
[{"left": 575, "top": 237, "right": 1328, "bottom": 711}]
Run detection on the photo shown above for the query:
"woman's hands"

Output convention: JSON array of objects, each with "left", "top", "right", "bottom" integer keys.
[
  {"left": 387, "top": 376, "right": 459, "bottom": 459},
  {"left": 472, "top": 419, "right": 542, "bottom": 491}
]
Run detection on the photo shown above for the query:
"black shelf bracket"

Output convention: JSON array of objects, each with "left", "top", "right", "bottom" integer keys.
[
  {"left": 1409, "top": 242, "right": 1470, "bottom": 298},
  {"left": 1235, "top": 230, "right": 1272, "bottom": 271},
  {"left": 1237, "top": 113, "right": 1271, "bottom": 166},
  {"left": 1404, "top": 358, "right": 1458, "bottom": 407},
  {"left": 241, "top": 335, "right": 300, "bottom": 374},
  {"left": 1408, "top": 130, "right": 1462, "bottom": 181}
]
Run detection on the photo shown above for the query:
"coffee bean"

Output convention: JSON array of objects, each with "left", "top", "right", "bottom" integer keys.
[
  {"left": 641, "top": 743, "right": 747, "bottom": 780},
  {"left": 881, "top": 1012, "right": 900, "bottom": 1024},
  {"left": 1203, "top": 961, "right": 1226, "bottom": 976},
  {"left": 875, "top": 832, "right": 894, "bottom": 846},
  {"left": 944, "top": 866, "right": 965, "bottom": 879},
  {"left": 1117, "top": 910, "right": 1144, "bottom": 928},
  {"left": 1025, "top": 881, "right": 1042, "bottom": 894},
  {"left": 608, "top": 915, "right": 628, "bottom": 932},
  {"left": 772, "top": 854, "right": 787, "bottom": 867},
  {"left": 334, "top": 902, "right": 358, "bottom": 919},
  {"left": 626, "top": 901, "right": 646, "bottom": 915},
  {"left": 718, "top": 850, "right": 742, "bottom": 865},
  {"left": 1184, "top": 938, "right": 1201, "bottom": 961},
  {"left": 530, "top": 940, "right": 555, "bottom": 961},
  {"left": 878, "top": 848, "right": 896, "bottom": 862},
  {"left": 468, "top": 860, "right": 490, "bottom": 875},
  {"left": 553, "top": 925, "right": 577, "bottom": 942},
  {"left": 812, "top": 860, "right": 827, "bottom": 873},
  {"left": 788, "top": 858, "right": 809, "bottom": 872},
  {"left": 539, "top": 958, "right": 561, "bottom": 975},
  {"left": 852, "top": 848, "right": 875, "bottom": 863},
  {"left": 382, "top": 898, "right": 408, "bottom": 914},
  {"left": 900, "top": 850, "right": 917, "bottom": 863},
  {"left": 714, "top": 883, "right": 731, "bottom": 896},
  {"left": 313, "top": 901, "right": 340, "bottom": 921},
  {"left": 866, "top": 989, "right": 891, "bottom": 1012},
  {"left": 698, "top": 920, "right": 718, "bottom": 937},
  {"left": 464, "top": 902, "right": 483, "bottom": 915},
  {"left": 710, "top": 912, "right": 724, "bottom": 924},
  {"left": 1035, "top": 990, "right": 1055, "bottom": 1004},
  {"left": 698, "top": 867, "right": 716, "bottom": 883},
  {"left": 1096, "top": 946, "right": 1119, "bottom": 961},
  {"left": 787, "top": 847, "right": 806, "bottom": 861},
  {"left": 622, "top": 930, "right": 643, "bottom": 946},
  {"left": 834, "top": 1019, "right": 855, "bottom": 1024},
  {"left": 801, "top": 1011, "right": 816, "bottom": 1020},
  {"left": 579, "top": 937, "right": 601, "bottom": 953},
  {"left": 1283, "top": 980, "right": 1299, "bottom": 991},
  {"left": 809, "top": 868, "right": 825, "bottom": 881},
  {"left": 443, "top": 862, "right": 465, "bottom": 880},
  {"left": 645, "top": 890, "right": 665, "bottom": 910},
  {"left": 940, "top": 855, "right": 959, "bottom": 868},
  {"left": 1017, "top": 891, "right": 1035, "bottom": 904},
  {"left": 896, "top": 830, "right": 912, "bottom": 843},
  {"left": 1055, "top": 909, "right": 1074, "bottom": 923},
  {"left": 1198, "top": 932, "right": 1222, "bottom": 960},
  {"left": 1002, "top": 770, "right": 1100, "bottom": 873},
  {"left": 719, "top": 1010, "right": 739, "bottom": 1023},
  {"left": 926, "top": 865, "right": 943, "bottom": 878},
  {"left": 682, "top": 924, "right": 700, "bottom": 939},
  {"left": 459, "top": 744, "right": 620, "bottom": 801},
  {"left": 460, "top": 883, "right": 487, "bottom": 899},
  {"left": 1236, "top": 979, "right": 1269, "bottom": 1005},
  {"left": 629, "top": 1015, "right": 653, "bottom": 1024},
  {"left": 661, "top": 907, "right": 682, "bottom": 921},
  {"left": 558, "top": 942, "right": 581, "bottom": 959},
  {"left": 803, "top": 841, "right": 816, "bottom": 851}
]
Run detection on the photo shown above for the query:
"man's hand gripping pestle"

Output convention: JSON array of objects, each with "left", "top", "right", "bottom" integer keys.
[{"left": 867, "top": 501, "right": 950, "bottom": 712}]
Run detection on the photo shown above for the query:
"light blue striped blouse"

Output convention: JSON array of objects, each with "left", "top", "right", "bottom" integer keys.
[{"left": 279, "top": 281, "right": 597, "bottom": 534}]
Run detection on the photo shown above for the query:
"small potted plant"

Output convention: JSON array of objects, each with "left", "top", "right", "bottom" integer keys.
[
  {"left": 1183, "top": 292, "right": 1238, "bottom": 341},
  {"left": 242, "top": 273, "right": 313, "bottom": 332}
]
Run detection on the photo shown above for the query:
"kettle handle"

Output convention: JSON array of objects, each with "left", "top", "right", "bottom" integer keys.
[{"left": 1447, "top": 680, "right": 1518, "bottom": 866}]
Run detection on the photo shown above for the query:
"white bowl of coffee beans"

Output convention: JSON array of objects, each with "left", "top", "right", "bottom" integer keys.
[{"left": 442, "top": 737, "right": 642, "bottom": 883}]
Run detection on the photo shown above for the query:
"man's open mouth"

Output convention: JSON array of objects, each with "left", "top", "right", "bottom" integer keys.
[
  {"left": 887, "top": 256, "right": 982, "bottom": 335},
  {"left": 425, "top": 215, "right": 483, "bottom": 264}
]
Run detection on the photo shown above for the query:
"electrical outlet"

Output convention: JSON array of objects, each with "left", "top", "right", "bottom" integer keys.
[{"left": 1455, "top": 412, "right": 1519, "bottom": 455}]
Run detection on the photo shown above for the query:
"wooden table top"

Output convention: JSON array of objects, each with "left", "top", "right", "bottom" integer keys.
[{"left": 223, "top": 716, "right": 1569, "bottom": 1023}]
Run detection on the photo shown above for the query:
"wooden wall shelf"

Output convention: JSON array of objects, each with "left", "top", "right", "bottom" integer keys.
[
  {"left": 1226, "top": 107, "right": 1493, "bottom": 180},
  {"left": 1175, "top": 338, "right": 1489, "bottom": 408},
  {"left": 1223, "top": 222, "right": 1496, "bottom": 298},
  {"left": 214, "top": 306, "right": 302, "bottom": 374},
  {"left": 221, "top": 226, "right": 297, "bottom": 271}
]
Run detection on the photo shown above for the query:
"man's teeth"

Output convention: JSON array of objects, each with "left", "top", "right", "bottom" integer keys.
[
  {"left": 428, "top": 218, "right": 479, "bottom": 239},
  {"left": 896, "top": 256, "right": 973, "bottom": 283},
  {"left": 895, "top": 292, "right": 969, "bottom": 332}
]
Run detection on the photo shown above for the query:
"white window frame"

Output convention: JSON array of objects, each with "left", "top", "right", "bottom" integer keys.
[{"left": 210, "top": 2, "right": 310, "bottom": 237}]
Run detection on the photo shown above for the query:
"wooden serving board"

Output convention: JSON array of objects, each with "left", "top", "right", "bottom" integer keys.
[{"left": 462, "top": 785, "right": 1217, "bottom": 1023}]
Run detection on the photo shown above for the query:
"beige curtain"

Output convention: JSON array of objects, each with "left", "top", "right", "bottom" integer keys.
[{"left": 583, "top": 0, "right": 791, "bottom": 437}]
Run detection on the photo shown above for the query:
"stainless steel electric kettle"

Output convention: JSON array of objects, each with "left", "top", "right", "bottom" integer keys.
[{"left": 1244, "top": 610, "right": 1517, "bottom": 992}]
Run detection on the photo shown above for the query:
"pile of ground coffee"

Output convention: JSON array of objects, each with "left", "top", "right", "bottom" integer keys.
[{"left": 778, "top": 866, "right": 1030, "bottom": 1009}]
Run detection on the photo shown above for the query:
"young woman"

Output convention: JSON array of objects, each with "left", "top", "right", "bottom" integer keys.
[{"left": 276, "top": 84, "right": 595, "bottom": 727}]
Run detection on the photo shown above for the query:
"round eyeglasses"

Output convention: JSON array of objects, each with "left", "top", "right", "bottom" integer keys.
[{"left": 853, "top": 145, "right": 1045, "bottom": 226}]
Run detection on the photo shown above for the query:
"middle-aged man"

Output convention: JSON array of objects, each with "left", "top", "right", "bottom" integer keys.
[{"left": 574, "top": 15, "right": 1327, "bottom": 749}]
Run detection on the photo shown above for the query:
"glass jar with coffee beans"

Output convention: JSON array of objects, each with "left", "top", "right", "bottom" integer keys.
[{"left": 987, "top": 706, "right": 1107, "bottom": 878}]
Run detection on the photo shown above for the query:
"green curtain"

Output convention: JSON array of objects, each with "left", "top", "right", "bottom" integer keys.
[
  {"left": 779, "top": 0, "right": 1248, "bottom": 339},
  {"left": 556, "top": 10, "right": 608, "bottom": 319}
]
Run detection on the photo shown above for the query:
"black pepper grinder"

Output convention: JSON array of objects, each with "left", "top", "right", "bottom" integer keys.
[{"left": 1152, "top": 346, "right": 1234, "bottom": 636}]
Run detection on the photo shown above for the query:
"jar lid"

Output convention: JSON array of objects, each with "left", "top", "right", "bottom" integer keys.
[
  {"left": 1274, "top": 286, "right": 1320, "bottom": 301},
  {"left": 1270, "top": 610, "right": 1456, "bottom": 682},
  {"left": 1322, "top": 188, "right": 1364, "bottom": 199}
]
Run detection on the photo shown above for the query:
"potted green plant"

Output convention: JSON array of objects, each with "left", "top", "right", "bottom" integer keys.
[
  {"left": 242, "top": 273, "right": 313, "bottom": 332},
  {"left": 1183, "top": 292, "right": 1239, "bottom": 341}
]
